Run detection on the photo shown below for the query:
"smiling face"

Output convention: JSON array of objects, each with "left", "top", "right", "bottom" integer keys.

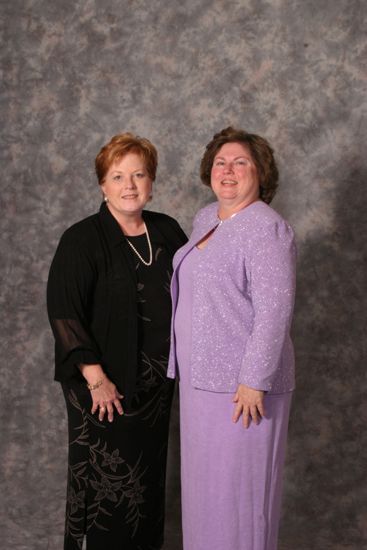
[
  {"left": 210, "top": 142, "right": 260, "bottom": 215},
  {"left": 101, "top": 152, "right": 152, "bottom": 221}
]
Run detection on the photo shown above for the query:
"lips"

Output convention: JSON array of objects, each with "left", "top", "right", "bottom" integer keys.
[
  {"left": 121, "top": 194, "right": 138, "bottom": 199},
  {"left": 221, "top": 180, "right": 237, "bottom": 185}
]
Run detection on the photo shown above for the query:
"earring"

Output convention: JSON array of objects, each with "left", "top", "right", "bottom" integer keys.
[{"left": 104, "top": 195, "right": 108, "bottom": 203}]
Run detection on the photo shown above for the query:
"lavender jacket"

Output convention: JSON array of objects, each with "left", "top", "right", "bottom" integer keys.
[{"left": 167, "top": 201, "right": 296, "bottom": 394}]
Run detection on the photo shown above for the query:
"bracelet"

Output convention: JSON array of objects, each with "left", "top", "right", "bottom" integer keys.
[{"left": 87, "top": 377, "right": 105, "bottom": 391}]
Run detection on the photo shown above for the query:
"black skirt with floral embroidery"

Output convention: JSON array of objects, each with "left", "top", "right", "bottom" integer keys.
[{"left": 62, "top": 237, "right": 175, "bottom": 550}]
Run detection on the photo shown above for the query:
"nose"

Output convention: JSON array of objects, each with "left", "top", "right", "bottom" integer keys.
[
  {"left": 224, "top": 162, "right": 234, "bottom": 173},
  {"left": 126, "top": 176, "right": 137, "bottom": 188}
]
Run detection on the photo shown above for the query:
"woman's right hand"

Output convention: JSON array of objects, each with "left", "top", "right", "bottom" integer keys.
[
  {"left": 79, "top": 363, "right": 124, "bottom": 422},
  {"left": 90, "top": 378, "right": 124, "bottom": 422}
]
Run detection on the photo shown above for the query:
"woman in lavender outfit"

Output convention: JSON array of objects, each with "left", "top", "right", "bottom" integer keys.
[{"left": 168, "top": 127, "right": 296, "bottom": 550}]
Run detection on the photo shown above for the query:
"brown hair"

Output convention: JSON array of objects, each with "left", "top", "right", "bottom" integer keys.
[
  {"left": 95, "top": 133, "right": 158, "bottom": 184},
  {"left": 200, "top": 127, "right": 279, "bottom": 204}
]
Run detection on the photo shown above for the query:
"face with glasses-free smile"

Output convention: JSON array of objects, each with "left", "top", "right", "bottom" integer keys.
[
  {"left": 210, "top": 142, "right": 260, "bottom": 213},
  {"left": 101, "top": 152, "right": 153, "bottom": 219}
]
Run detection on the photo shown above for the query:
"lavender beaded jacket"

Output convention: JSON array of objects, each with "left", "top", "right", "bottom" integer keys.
[{"left": 167, "top": 200, "right": 297, "bottom": 394}]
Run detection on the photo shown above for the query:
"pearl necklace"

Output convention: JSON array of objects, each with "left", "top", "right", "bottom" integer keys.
[{"left": 125, "top": 223, "right": 153, "bottom": 266}]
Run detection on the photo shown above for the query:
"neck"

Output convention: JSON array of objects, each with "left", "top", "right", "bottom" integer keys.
[
  {"left": 106, "top": 205, "right": 145, "bottom": 236},
  {"left": 218, "top": 197, "right": 260, "bottom": 220}
]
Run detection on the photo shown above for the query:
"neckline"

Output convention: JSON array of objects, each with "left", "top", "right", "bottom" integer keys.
[
  {"left": 217, "top": 211, "right": 238, "bottom": 225},
  {"left": 217, "top": 199, "right": 262, "bottom": 223},
  {"left": 126, "top": 233, "right": 147, "bottom": 239}
]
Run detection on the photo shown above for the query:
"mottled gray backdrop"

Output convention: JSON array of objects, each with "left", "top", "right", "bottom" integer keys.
[{"left": 1, "top": 0, "right": 366, "bottom": 548}]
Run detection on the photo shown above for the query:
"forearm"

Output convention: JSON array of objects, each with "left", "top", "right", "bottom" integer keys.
[{"left": 239, "top": 318, "right": 292, "bottom": 389}]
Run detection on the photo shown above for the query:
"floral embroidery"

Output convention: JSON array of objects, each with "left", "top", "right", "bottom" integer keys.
[
  {"left": 90, "top": 476, "right": 122, "bottom": 502},
  {"left": 67, "top": 487, "right": 85, "bottom": 515},
  {"left": 63, "top": 241, "right": 174, "bottom": 549},
  {"left": 101, "top": 449, "right": 124, "bottom": 472},
  {"left": 65, "top": 391, "right": 149, "bottom": 545},
  {"left": 125, "top": 479, "right": 145, "bottom": 506}
]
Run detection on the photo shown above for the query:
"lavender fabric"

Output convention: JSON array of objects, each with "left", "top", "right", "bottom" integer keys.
[
  {"left": 174, "top": 245, "right": 293, "bottom": 550},
  {"left": 167, "top": 200, "right": 297, "bottom": 394}
]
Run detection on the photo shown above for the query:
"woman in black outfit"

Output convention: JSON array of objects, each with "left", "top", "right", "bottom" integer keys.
[{"left": 47, "top": 133, "right": 187, "bottom": 550}]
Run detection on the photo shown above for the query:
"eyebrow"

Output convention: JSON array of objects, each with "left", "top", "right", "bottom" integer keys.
[
  {"left": 111, "top": 168, "right": 145, "bottom": 174},
  {"left": 214, "top": 155, "right": 249, "bottom": 160}
]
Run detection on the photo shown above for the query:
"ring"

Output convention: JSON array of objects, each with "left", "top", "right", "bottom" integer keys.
[{"left": 100, "top": 406, "right": 105, "bottom": 411}]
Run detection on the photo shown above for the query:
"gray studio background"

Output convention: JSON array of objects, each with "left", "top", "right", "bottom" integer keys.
[{"left": 1, "top": 0, "right": 366, "bottom": 549}]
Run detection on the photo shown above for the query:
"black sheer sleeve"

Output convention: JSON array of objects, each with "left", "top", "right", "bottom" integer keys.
[{"left": 47, "top": 230, "right": 101, "bottom": 381}]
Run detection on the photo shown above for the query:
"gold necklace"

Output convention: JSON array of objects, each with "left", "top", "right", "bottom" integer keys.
[{"left": 125, "top": 223, "right": 153, "bottom": 266}]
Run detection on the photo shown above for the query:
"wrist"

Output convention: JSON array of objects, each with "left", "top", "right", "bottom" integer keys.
[
  {"left": 78, "top": 363, "right": 105, "bottom": 384},
  {"left": 86, "top": 376, "right": 105, "bottom": 391}
]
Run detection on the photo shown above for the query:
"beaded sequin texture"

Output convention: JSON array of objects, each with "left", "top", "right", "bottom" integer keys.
[{"left": 168, "top": 201, "right": 297, "bottom": 394}]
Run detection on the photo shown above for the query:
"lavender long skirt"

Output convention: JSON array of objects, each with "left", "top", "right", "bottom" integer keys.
[{"left": 175, "top": 247, "right": 292, "bottom": 550}]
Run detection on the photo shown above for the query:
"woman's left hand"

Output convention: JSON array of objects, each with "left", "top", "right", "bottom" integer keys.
[{"left": 232, "top": 384, "right": 265, "bottom": 428}]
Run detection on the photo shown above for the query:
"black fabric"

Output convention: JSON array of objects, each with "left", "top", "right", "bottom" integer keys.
[
  {"left": 47, "top": 202, "right": 187, "bottom": 406},
  {"left": 47, "top": 204, "right": 187, "bottom": 549},
  {"left": 60, "top": 235, "right": 178, "bottom": 549}
]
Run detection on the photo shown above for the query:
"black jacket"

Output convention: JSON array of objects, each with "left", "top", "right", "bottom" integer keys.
[{"left": 47, "top": 202, "right": 187, "bottom": 406}]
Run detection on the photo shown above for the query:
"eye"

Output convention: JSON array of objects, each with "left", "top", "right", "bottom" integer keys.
[
  {"left": 235, "top": 159, "right": 247, "bottom": 166},
  {"left": 112, "top": 174, "right": 122, "bottom": 182},
  {"left": 214, "top": 160, "right": 225, "bottom": 166},
  {"left": 134, "top": 172, "right": 146, "bottom": 179}
]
